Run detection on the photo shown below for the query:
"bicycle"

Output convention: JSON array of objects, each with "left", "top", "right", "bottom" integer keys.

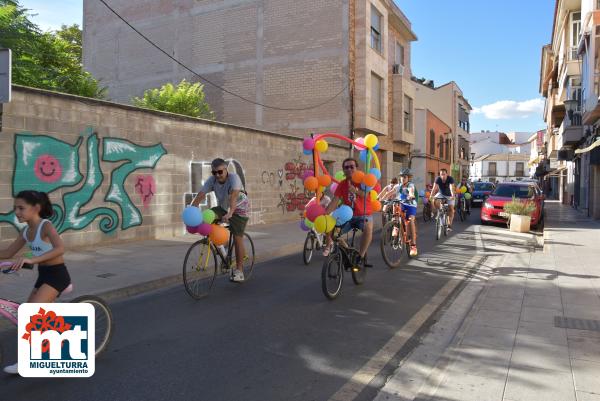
[
  {"left": 303, "top": 228, "right": 324, "bottom": 265},
  {"left": 321, "top": 227, "right": 367, "bottom": 300},
  {"left": 456, "top": 194, "right": 467, "bottom": 222},
  {"left": 0, "top": 265, "right": 114, "bottom": 365},
  {"left": 381, "top": 201, "right": 394, "bottom": 226},
  {"left": 422, "top": 200, "right": 433, "bottom": 222},
  {"left": 182, "top": 223, "right": 255, "bottom": 299},
  {"left": 433, "top": 198, "right": 450, "bottom": 240},
  {"left": 380, "top": 200, "right": 415, "bottom": 268}
]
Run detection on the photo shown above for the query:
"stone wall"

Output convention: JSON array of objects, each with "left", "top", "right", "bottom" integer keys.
[{"left": 0, "top": 86, "right": 349, "bottom": 248}]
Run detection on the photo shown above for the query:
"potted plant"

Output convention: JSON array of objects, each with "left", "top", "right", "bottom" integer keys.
[{"left": 503, "top": 195, "right": 536, "bottom": 233}]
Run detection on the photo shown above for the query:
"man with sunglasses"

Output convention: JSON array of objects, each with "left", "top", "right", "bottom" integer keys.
[
  {"left": 429, "top": 168, "right": 456, "bottom": 231},
  {"left": 325, "top": 157, "right": 373, "bottom": 267},
  {"left": 191, "top": 158, "right": 249, "bottom": 282}
]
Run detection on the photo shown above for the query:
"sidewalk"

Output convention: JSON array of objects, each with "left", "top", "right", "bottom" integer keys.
[
  {"left": 0, "top": 220, "right": 311, "bottom": 304},
  {"left": 376, "top": 201, "right": 600, "bottom": 401}
]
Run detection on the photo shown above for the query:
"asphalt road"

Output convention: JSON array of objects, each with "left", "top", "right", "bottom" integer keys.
[{"left": 2, "top": 211, "right": 489, "bottom": 401}]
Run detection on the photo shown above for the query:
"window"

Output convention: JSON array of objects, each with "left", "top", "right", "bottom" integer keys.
[
  {"left": 570, "top": 12, "right": 581, "bottom": 60},
  {"left": 429, "top": 129, "right": 435, "bottom": 155},
  {"left": 488, "top": 162, "right": 497, "bottom": 176},
  {"left": 427, "top": 172, "right": 435, "bottom": 185},
  {"left": 446, "top": 140, "right": 451, "bottom": 161},
  {"left": 370, "top": 5, "right": 382, "bottom": 53},
  {"left": 370, "top": 72, "right": 383, "bottom": 120},
  {"left": 439, "top": 135, "right": 444, "bottom": 159},
  {"left": 403, "top": 95, "right": 413, "bottom": 132},
  {"left": 516, "top": 162, "right": 524, "bottom": 177},
  {"left": 395, "top": 41, "right": 405, "bottom": 66}
]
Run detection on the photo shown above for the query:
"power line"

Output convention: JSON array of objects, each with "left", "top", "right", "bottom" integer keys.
[{"left": 97, "top": 0, "right": 348, "bottom": 111}]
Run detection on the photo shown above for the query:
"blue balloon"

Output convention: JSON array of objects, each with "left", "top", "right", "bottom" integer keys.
[
  {"left": 303, "top": 149, "right": 312, "bottom": 155},
  {"left": 359, "top": 150, "right": 368, "bottom": 162},
  {"left": 299, "top": 219, "right": 310, "bottom": 231},
  {"left": 335, "top": 205, "right": 353, "bottom": 225},
  {"left": 369, "top": 168, "right": 381, "bottom": 180},
  {"left": 419, "top": 189, "right": 425, "bottom": 197},
  {"left": 373, "top": 143, "right": 380, "bottom": 151},
  {"left": 182, "top": 206, "right": 202, "bottom": 227},
  {"left": 360, "top": 184, "right": 373, "bottom": 192}
]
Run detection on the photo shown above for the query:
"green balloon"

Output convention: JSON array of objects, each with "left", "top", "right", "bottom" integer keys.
[
  {"left": 203, "top": 209, "right": 217, "bottom": 224},
  {"left": 335, "top": 171, "right": 345, "bottom": 181},
  {"left": 464, "top": 192, "right": 472, "bottom": 200},
  {"left": 304, "top": 218, "right": 314, "bottom": 229}
]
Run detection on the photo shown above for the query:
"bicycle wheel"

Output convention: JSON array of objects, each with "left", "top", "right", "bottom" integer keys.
[
  {"left": 321, "top": 251, "right": 343, "bottom": 300},
  {"left": 381, "top": 220, "right": 405, "bottom": 268},
  {"left": 303, "top": 233, "right": 315, "bottom": 265},
  {"left": 458, "top": 201, "right": 465, "bottom": 222},
  {"left": 351, "top": 250, "right": 367, "bottom": 285},
  {"left": 71, "top": 295, "right": 113, "bottom": 358},
  {"left": 436, "top": 212, "right": 442, "bottom": 240},
  {"left": 183, "top": 239, "right": 218, "bottom": 299},
  {"left": 240, "top": 233, "right": 255, "bottom": 280},
  {"left": 423, "top": 203, "right": 432, "bottom": 222}
]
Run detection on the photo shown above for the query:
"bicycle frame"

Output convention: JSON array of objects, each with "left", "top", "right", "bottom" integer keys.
[{"left": 390, "top": 202, "right": 413, "bottom": 245}]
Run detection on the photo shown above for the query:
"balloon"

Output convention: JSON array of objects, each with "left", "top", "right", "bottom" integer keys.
[
  {"left": 373, "top": 143, "right": 380, "bottom": 151},
  {"left": 363, "top": 173, "right": 377, "bottom": 187},
  {"left": 462, "top": 186, "right": 468, "bottom": 194},
  {"left": 330, "top": 182, "right": 338, "bottom": 194},
  {"left": 374, "top": 183, "right": 381, "bottom": 193},
  {"left": 300, "top": 219, "right": 310, "bottom": 231},
  {"left": 314, "top": 215, "right": 335, "bottom": 233},
  {"left": 359, "top": 149, "right": 368, "bottom": 162},
  {"left": 209, "top": 224, "right": 229, "bottom": 246},
  {"left": 182, "top": 206, "right": 202, "bottom": 227},
  {"left": 464, "top": 192, "right": 472, "bottom": 200},
  {"left": 364, "top": 134, "right": 378, "bottom": 148},
  {"left": 303, "top": 138, "right": 315, "bottom": 151},
  {"left": 425, "top": 191, "right": 431, "bottom": 198},
  {"left": 354, "top": 137, "right": 366, "bottom": 150},
  {"left": 369, "top": 168, "right": 381, "bottom": 180},
  {"left": 302, "top": 170, "right": 314, "bottom": 180},
  {"left": 334, "top": 171, "right": 345, "bottom": 181},
  {"left": 423, "top": 197, "right": 429, "bottom": 205},
  {"left": 334, "top": 205, "right": 353, "bottom": 225},
  {"left": 306, "top": 204, "right": 326, "bottom": 222},
  {"left": 303, "top": 149, "right": 312, "bottom": 155},
  {"left": 371, "top": 200, "right": 382, "bottom": 212},
  {"left": 304, "top": 176, "right": 319, "bottom": 191},
  {"left": 197, "top": 223, "right": 213, "bottom": 236},
  {"left": 370, "top": 190, "right": 378, "bottom": 201},
  {"left": 315, "top": 140, "right": 328, "bottom": 152},
  {"left": 305, "top": 198, "right": 317, "bottom": 209},
  {"left": 318, "top": 175, "right": 332, "bottom": 187},
  {"left": 352, "top": 170, "right": 365, "bottom": 184},
  {"left": 360, "top": 184, "right": 373, "bottom": 192},
  {"left": 202, "top": 209, "right": 217, "bottom": 224},
  {"left": 325, "top": 215, "right": 336, "bottom": 233},
  {"left": 304, "top": 218, "right": 314, "bottom": 229},
  {"left": 186, "top": 225, "right": 199, "bottom": 234}
]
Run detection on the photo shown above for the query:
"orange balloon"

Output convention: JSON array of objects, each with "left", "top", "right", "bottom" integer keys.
[
  {"left": 363, "top": 173, "right": 377, "bottom": 188},
  {"left": 209, "top": 225, "right": 229, "bottom": 246},
  {"left": 371, "top": 200, "right": 382, "bottom": 212},
  {"left": 318, "top": 175, "right": 332, "bottom": 187},
  {"left": 304, "top": 176, "right": 319, "bottom": 191},
  {"left": 352, "top": 171, "right": 365, "bottom": 184}
]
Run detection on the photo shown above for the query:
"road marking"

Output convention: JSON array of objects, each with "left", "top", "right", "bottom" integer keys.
[{"left": 474, "top": 224, "right": 484, "bottom": 253}]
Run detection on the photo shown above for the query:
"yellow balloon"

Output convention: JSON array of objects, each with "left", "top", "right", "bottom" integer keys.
[
  {"left": 364, "top": 134, "right": 378, "bottom": 149},
  {"left": 325, "top": 215, "right": 336, "bottom": 233},
  {"left": 370, "top": 190, "right": 378, "bottom": 201},
  {"left": 314, "top": 215, "right": 328, "bottom": 233},
  {"left": 315, "top": 140, "right": 329, "bottom": 153},
  {"left": 461, "top": 186, "right": 467, "bottom": 194}
]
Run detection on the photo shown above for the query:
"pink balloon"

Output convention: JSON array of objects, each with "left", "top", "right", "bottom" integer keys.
[
  {"left": 330, "top": 182, "right": 338, "bottom": 194},
  {"left": 186, "top": 225, "right": 199, "bottom": 234},
  {"left": 302, "top": 170, "right": 315, "bottom": 180},
  {"left": 305, "top": 197, "right": 317, "bottom": 208},
  {"left": 197, "top": 223, "right": 213, "bottom": 236},
  {"left": 303, "top": 138, "right": 315, "bottom": 151},
  {"left": 306, "top": 204, "right": 326, "bottom": 222},
  {"left": 354, "top": 137, "right": 366, "bottom": 150}
]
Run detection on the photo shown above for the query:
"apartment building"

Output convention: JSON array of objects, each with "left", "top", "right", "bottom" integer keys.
[
  {"left": 83, "top": 0, "right": 418, "bottom": 182},
  {"left": 413, "top": 108, "right": 452, "bottom": 188},
  {"left": 471, "top": 153, "right": 531, "bottom": 183}
]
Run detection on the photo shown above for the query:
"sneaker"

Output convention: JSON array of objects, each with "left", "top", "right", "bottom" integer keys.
[
  {"left": 322, "top": 243, "right": 333, "bottom": 257},
  {"left": 230, "top": 269, "right": 245, "bottom": 283},
  {"left": 447, "top": 226, "right": 453, "bottom": 232},
  {"left": 410, "top": 245, "right": 418, "bottom": 257},
  {"left": 3, "top": 363, "right": 18, "bottom": 375}
]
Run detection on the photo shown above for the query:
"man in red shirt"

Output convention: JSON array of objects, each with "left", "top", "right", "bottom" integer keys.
[{"left": 325, "top": 157, "right": 373, "bottom": 265}]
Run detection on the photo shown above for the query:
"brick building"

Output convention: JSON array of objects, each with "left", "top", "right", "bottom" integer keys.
[{"left": 83, "top": 0, "right": 418, "bottom": 181}]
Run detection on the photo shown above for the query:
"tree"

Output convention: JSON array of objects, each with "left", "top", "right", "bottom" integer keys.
[
  {"left": 132, "top": 79, "right": 215, "bottom": 119},
  {"left": 0, "top": 0, "right": 106, "bottom": 98}
]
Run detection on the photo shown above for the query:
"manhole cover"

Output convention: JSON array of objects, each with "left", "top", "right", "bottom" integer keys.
[
  {"left": 555, "top": 316, "right": 600, "bottom": 332},
  {"left": 96, "top": 273, "right": 116, "bottom": 279}
]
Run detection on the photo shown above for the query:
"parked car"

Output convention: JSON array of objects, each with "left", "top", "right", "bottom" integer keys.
[
  {"left": 471, "top": 182, "right": 495, "bottom": 207},
  {"left": 480, "top": 182, "right": 544, "bottom": 228}
]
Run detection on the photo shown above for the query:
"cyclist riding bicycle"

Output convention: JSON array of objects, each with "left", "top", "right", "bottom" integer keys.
[
  {"left": 456, "top": 176, "right": 472, "bottom": 214},
  {"left": 325, "top": 157, "right": 373, "bottom": 267},
  {"left": 191, "top": 158, "right": 250, "bottom": 283},
  {"left": 397, "top": 168, "right": 418, "bottom": 256},
  {"left": 429, "top": 168, "right": 456, "bottom": 231},
  {"left": 378, "top": 177, "right": 399, "bottom": 223}
]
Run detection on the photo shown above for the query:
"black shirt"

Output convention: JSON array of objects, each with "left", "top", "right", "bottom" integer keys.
[{"left": 435, "top": 176, "right": 455, "bottom": 196}]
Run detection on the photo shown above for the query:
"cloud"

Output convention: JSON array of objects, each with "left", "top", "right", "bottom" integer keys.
[{"left": 472, "top": 98, "right": 544, "bottom": 120}]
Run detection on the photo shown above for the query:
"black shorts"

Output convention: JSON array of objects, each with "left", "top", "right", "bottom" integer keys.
[{"left": 34, "top": 264, "right": 71, "bottom": 294}]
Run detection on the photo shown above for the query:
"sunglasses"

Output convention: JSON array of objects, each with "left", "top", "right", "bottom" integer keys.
[
  {"left": 212, "top": 169, "right": 226, "bottom": 176},
  {"left": 343, "top": 165, "right": 356, "bottom": 170}
]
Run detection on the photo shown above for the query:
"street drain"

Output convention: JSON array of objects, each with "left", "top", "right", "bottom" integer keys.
[
  {"left": 554, "top": 316, "right": 600, "bottom": 332},
  {"left": 96, "top": 273, "right": 116, "bottom": 279}
]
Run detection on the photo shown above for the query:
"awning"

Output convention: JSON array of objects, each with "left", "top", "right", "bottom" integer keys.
[
  {"left": 574, "top": 138, "right": 600, "bottom": 154},
  {"left": 547, "top": 166, "right": 567, "bottom": 177}
]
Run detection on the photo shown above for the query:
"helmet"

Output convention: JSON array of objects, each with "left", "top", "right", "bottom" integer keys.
[{"left": 400, "top": 168, "right": 412, "bottom": 177}]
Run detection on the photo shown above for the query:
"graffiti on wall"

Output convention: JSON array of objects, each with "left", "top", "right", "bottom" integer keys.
[
  {"left": 0, "top": 128, "right": 167, "bottom": 234},
  {"left": 135, "top": 175, "right": 157, "bottom": 209},
  {"left": 269, "top": 156, "right": 314, "bottom": 214}
]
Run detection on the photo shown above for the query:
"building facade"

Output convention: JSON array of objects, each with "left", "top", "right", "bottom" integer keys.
[
  {"left": 83, "top": 0, "right": 418, "bottom": 184},
  {"left": 470, "top": 153, "right": 531, "bottom": 183},
  {"left": 413, "top": 108, "right": 452, "bottom": 188},
  {"left": 470, "top": 131, "right": 531, "bottom": 159}
]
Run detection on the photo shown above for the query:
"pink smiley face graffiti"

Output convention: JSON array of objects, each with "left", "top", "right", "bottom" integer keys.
[{"left": 34, "top": 154, "right": 63, "bottom": 183}]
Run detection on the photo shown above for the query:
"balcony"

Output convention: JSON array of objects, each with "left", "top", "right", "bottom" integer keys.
[
  {"left": 583, "top": 72, "right": 600, "bottom": 124},
  {"left": 557, "top": 110, "right": 583, "bottom": 150}
]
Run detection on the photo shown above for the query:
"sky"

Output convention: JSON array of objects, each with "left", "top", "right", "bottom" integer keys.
[{"left": 19, "top": 0, "right": 554, "bottom": 134}]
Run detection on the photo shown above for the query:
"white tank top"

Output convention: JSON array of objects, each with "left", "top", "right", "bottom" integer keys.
[{"left": 22, "top": 219, "right": 54, "bottom": 257}]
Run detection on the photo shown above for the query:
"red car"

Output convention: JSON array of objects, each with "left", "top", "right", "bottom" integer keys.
[{"left": 480, "top": 182, "right": 544, "bottom": 228}]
